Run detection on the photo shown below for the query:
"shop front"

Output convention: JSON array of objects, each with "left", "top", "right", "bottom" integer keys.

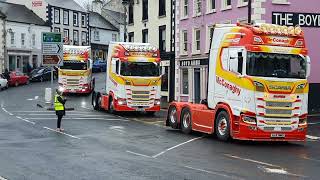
[{"left": 91, "top": 43, "right": 108, "bottom": 61}]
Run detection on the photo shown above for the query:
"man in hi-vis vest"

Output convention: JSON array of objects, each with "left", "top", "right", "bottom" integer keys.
[{"left": 54, "top": 88, "right": 67, "bottom": 131}]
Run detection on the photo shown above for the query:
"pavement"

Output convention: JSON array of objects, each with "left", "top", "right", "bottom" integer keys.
[{"left": 0, "top": 72, "right": 319, "bottom": 180}]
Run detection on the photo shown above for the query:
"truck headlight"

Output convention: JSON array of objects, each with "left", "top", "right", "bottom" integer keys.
[
  {"left": 299, "top": 117, "right": 307, "bottom": 126},
  {"left": 117, "top": 99, "right": 127, "bottom": 105},
  {"left": 154, "top": 99, "right": 161, "bottom": 105},
  {"left": 242, "top": 116, "right": 257, "bottom": 125},
  {"left": 296, "top": 83, "right": 306, "bottom": 89}
]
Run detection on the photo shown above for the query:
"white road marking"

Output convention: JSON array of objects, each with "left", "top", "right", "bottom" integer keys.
[
  {"left": 43, "top": 126, "right": 81, "bottom": 139},
  {"left": 301, "top": 156, "right": 320, "bottom": 162},
  {"left": 81, "top": 106, "right": 92, "bottom": 110},
  {"left": 224, "top": 154, "right": 281, "bottom": 168},
  {"left": 308, "top": 122, "right": 320, "bottom": 125},
  {"left": 0, "top": 176, "right": 8, "bottom": 180},
  {"left": 126, "top": 150, "right": 152, "bottom": 158},
  {"left": 21, "top": 114, "right": 114, "bottom": 117},
  {"left": 16, "top": 116, "right": 36, "bottom": 125},
  {"left": 258, "top": 166, "right": 307, "bottom": 178},
  {"left": 110, "top": 126, "right": 125, "bottom": 133},
  {"left": 1, "top": 107, "right": 13, "bottom": 116},
  {"left": 184, "top": 165, "right": 244, "bottom": 180},
  {"left": 152, "top": 136, "right": 204, "bottom": 158},
  {"left": 306, "top": 135, "right": 320, "bottom": 140},
  {"left": 26, "top": 117, "right": 129, "bottom": 121}
]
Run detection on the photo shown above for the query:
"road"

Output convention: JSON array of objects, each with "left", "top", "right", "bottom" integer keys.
[{"left": 0, "top": 72, "right": 319, "bottom": 180}]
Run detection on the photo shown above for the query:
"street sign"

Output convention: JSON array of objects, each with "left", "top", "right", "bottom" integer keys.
[{"left": 42, "top": 32, "right": 63, "bottom": 66}]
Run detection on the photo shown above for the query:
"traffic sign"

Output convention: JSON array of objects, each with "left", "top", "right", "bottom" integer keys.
[{"left": 42, "top": 32, "right": 63, "bottom": 66}]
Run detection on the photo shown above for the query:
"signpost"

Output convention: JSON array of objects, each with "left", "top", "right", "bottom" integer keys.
[{"left": 42, "top": 32, "right": 63, "bottom": 107}]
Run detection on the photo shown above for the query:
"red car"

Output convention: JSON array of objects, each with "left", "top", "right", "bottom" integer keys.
[{"left": 8, "top": 71, "right": 30, "bottom": 87}]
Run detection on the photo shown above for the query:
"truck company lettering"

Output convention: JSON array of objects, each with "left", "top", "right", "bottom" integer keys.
[
  {"left": 269, "top": 85, "right": 292, "bottom": 91},
  {"left": 266, "top": 37, "right": 290, "bottom": 44},
  {"left": 216, "top": 76, "right": 241, "bottom": 96},
  {"left": 272, "top": 12, "right": 320, "bottom": 28}
]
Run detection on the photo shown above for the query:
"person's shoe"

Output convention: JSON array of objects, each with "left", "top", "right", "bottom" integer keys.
[
  {"left": 56, "top": 128, "right": 60, "bottom": 131},
  {"left": 60, "top": 128, "right": 64, "bottom": 132}
]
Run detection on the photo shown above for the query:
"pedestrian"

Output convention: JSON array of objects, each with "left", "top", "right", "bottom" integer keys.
[
  {"left": 3, "top": 68, "right": 10, "bottom": 81},
  {"left": 54, "top": 88, "right": 67, "bottom": 132}
]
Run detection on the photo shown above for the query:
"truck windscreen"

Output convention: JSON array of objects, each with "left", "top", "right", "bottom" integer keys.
[
  {"left": 60, "top": 61, "right": 88, "bottom": 70},
  {"left": 246, "top": 52, "right": 306, "bottom": 79},
  {"left": 120, "top": 62, "right": 160, "bottom": 77}
]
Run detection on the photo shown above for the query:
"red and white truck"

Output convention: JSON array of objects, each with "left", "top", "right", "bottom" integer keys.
[
  {"left": 92, "top": 42, "right": 162, "bottom": 115},
  {"left": 167, "top": 23, "right": 310, "bottom": 141}
]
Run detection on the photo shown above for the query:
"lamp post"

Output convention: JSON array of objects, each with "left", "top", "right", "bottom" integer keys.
[
  {"left": 122, "top": 0, "right": 128, "bottom": 42},
  {"left": 248, "top": 0, "right": 252, "bottom": 24}
]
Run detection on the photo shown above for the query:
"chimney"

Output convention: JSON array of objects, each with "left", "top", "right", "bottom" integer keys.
[{"left": 92, "top": 0, "right": 102, "bottom": 14}]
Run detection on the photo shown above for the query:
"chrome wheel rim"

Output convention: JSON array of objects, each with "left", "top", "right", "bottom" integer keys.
[
  {"left": 218, "top": 118, "right": 228, "bottom": 136},
  {"left": 93, "top": 96, "right": 96, "bottom": 107},
  {"left": 169, "top": 108, "right": 177, "bottom": 124},
  {"left": 98, "top": 96, "right": 102, "bottom": 107},
  {"left": 183, "top": 112, "right": 191, "bottom": 128}
]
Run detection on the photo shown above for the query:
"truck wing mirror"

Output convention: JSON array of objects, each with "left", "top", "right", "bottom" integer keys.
[{"left": 306, "top": 56, "right": 311, "bottom": 78}]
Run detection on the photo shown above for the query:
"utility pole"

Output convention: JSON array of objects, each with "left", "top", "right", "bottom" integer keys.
[
  {"left": 248, "top": 0, "right": 252, "bottom": 24},
  {"left": 169, "top": 0, "right": 175, "bottom": 102},
  {"left": 122, "top": 0, "right": 128, "bottom": 42}
]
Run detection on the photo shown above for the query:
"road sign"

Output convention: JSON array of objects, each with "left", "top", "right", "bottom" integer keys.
[{"left": 42, "top": 32, "right": 63, "bottom": 66}]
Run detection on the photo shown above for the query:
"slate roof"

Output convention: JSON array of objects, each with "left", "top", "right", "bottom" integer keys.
[
  {"left": 46, "top": 0, "right": 86, "bottom": 12},
  {"left": 101, "top": 9, "right": 125, "bottom": 29},
  {"left": 89, "top": 11, "right": 118, "bottom": 31},
  {"left": 0, "top": 1, "right": 47, "bottom": 25}
]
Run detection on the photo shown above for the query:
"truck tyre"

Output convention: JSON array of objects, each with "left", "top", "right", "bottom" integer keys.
[
  {"left": 146, "top": 111, "right": 156, "bottom": 116},
  {"left": 108, "top": 96, "right": 115, "bottom": 114},
  {"left": 215, "top": 111, "right": 231, "bottom": 141},
  {"left": 168, "top": 106, "right": 178, "bottom": 129},
  {"left": 181, "top": 108, "right": 192, "bottom": 134},
  {"left": 92, "top": 92, "right": 99, "bottom": 110}
]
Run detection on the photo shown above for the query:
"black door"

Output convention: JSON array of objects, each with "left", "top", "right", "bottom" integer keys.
[{"left": 194, "top": 68, "right": 201, "bottom": 103}]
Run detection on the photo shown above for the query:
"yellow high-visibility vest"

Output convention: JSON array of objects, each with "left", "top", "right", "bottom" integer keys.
[{"left": 54, "top": 95, "right": 64, "bottom": 111}]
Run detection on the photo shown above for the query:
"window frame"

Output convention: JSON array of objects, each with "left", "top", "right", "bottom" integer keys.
[
  {"left": 159, "top": 25, "right": 166, "bottom": 52},
  {"left": 112, "top": 33, "right": 117, "bottom": 42},
  {"left": 194, "top": 0, "right": 202, "bottom": 16},
  {"left": 73, "top": 30, "right": 79, "bottom": 45},
  {"left": 54, "top": 27, "right": 60, "bottom": 32},
  {"left": 142, "top": 29, "right": 148, "bottom": 43},
  {"left": 81, "top": 31, "right": 87, "bottom": 45},
  {"left": 181, "top": 68, "right": 189, "bottom": 95},
  {"left": 10, "top": 32, "right": 15, "bottom": 45},
  {"left": 81, "top": 14, "right": 86, "bottom": 27},
  {"left": 128, "top": 32, "right": 134, "bottom": 42},
  {"left": 142, "top": 0, "right": 148, "bottom": 21},
  {"left": 54, "top": 8, "right": 60, "bottom": 24},
  {"left": 159, "top": 0, "right": 166, "bottom": 17},
  {"left": 32, "top": 34, "right": 36, "bottom": 47},
  {"left": 181, "top": 30, "right": 188, "bottom": 55},
  {"left": 63, "top": 10, "right": 69, "bottom": 25},
  {"left": 94, "top": 30, "right": 100, "bottom": 41},
  {"left": 181, "top": 0, "right": 189, "bottom": 19},
  {"left": 206, "top": 25, "right": 214, "bottom": 53},
  {"left": 73, "top": 12, "right": 79, "bottom": 27},
  {"left": 128, "top": 4, "right": 134, "bottom": 24},
  {"left": 63, "top": 29, "right": 69, "bottom": 44},
  {"left": 221, "top": 0, "right": 232, "bottom": 11},
  {"left": 193, "top": 28, "right": 201, "bottom": 54},
  {"left": 21, "top": 33, "right": 26, "bottom": 46},
  {"left": 238, "top": 0, "right": 248, "bottom": 7},
  {"left": 207, "top": 0, "right": 216, "bottom": 14}
]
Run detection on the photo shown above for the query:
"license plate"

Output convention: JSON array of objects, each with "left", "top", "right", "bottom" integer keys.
[
  {"left": 136, "top": 108, "right": 145, "bottom": 112},
  {"left": 271, "top": 134, "right": 285, "bottom": 138}
]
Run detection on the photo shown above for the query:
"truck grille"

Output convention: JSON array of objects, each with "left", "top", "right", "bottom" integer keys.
[
  {"left": 132, "top": 91, "right": 149, "bottom": 95},
  {"left": 266, "top": 101, "right": 292, "bottom": 108},
  {"left": 265, "top": 109, "right": 292, "bottom": 115},
  {"left": 132, "top": 95, "right": 150, "bottom": 99},
  {"left": 129, "top": 91, "right": 151, "bottom": 106},
  {"left": 67, "top": 79, "right": 79, "bottom": 85}
]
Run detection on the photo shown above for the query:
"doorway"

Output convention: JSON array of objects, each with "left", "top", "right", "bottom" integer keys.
[{"left": 194, "top": 68, "right": 201, "bottom": 103}]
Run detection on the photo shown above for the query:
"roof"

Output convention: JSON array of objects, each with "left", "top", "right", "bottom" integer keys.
[
  {"left": 101, "top": 9, "right": 125, "bottom": 28},
  {"left": 0, "top": 1, "right": 47, "bottom": 25},
  {"left": 46, "top": 0, "right": 86, "bottom": 12},
  {"left": 89, "top": 11, "right": 118, "bottom": 31}
]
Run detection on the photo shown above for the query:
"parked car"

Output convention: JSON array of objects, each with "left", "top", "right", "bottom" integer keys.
[
  {"left": 0, "top": 74, "right": 8, "bottom": 90},
  {"left": 8, "top": 71, "right": 29, "bottom": 87},
  {"left": 30, "top": 67, "right": 57, "bottom": 82},
  {"left": 92, "top": 60, "right": 107, "bottom": 72}
]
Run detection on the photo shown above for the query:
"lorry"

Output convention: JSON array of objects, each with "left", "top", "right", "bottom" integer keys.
[
  {"left": 92, "top": 42, "right": 162, "bottom": 115},
  {"left": 167, "top": 23, "right": 310, "bottom": 141},
  {"left": 58, "top": 46, "right": 95, "bottom": 94}
]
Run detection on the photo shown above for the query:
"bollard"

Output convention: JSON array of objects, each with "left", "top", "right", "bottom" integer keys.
[{"left": 45, "top": 88, "right": 52, "bottom": 104}]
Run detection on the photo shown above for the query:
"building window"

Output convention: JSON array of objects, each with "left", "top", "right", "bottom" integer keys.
[
  {"left": 182, "top": 0, "right": 188, "bottom": 18},
  {"left": 221, "top": 0, "right": 232, "bottom": 10},
  {"left": 238, "top": 0, "right": 248, "bottom": 7},
  {"left": 128, "top": 4, "right": 134, "bottom": 24},
  {"left": 207, "top": 26, "right": 214, "bottom": 52},
  {"left": 63, "top": 29, "right": 69, "bottom": 44},
  {"left": 32, "top": 34, "right": 36, "bottom": 47},
  {"left": 193, "top": 29, "right": 200, "bottom": 53},
  {"left": 10, "top": 32, "right": 15, "bottom": 45},
  {"left": 142, "top": 0, "right": 148, "bottom": 21},
  {"left": 94, "top": 30, "right": 100, "bottom": 41},
  {"left": 54, "top": 8, "right": 60, "bottom": 24},
  {"left": 142, "top": 29, "right": 148, "bottom": 43},
  {"left": 54, "top": 27, "right": 60, "bottom": 32},
  {"left": 21, "top": 33, "right": 26, "bottom": 46},
  {"left": 159, "top": 0, "right": 166, "bottom": 16},
  {"left": 159, "top": 26, "right": 166, "bottom": 52},
  {"left": 182, "top": 69, "right": 189, "bottom": 94},
  {"left": 81, "top": 31, "right": 87, "bottom": 45},
  {"left": 128, "top": 32, "right": 134, "bottom": 42},
  {"left": 63, "top": 10, "right": 69, "bottom": 25},
  {"left": 207, "top": 0, "right": 216, "bottom": 13},
  {"left": 73, "top": 12, "right": 78, "bottom": 26},
  {"left": 81, "top": 14, "right": 86, "bottom": 27},
  {"left": 73, "top": 30, "right": 79, "bottom": 45},
  {"left": 194, "top": 0, "right": 202, "bottom": 15},
  {"left": 182, "top": 30, "right": 188, "bottom": 53},
  {"left": 272, "top": 0, "right": 290, "bottom": 4},
  {"left": 112, "top": 34, "right": 117, "bottom": 41}
]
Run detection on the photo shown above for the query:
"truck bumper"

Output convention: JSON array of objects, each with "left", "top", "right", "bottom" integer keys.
[
  {"left": 114, "top": 104, "right": 161, "bottom": 112},
  {"left": 232, "top": 123, "right": 307, "bottom": 141}
]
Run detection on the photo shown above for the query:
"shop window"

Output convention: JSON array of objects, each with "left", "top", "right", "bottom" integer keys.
[
  {"left": 182, "top": 69, "right": 189, "bottom": 94},
  {"left": 161, "top": 66, "right": 169, "bottom": 91}
]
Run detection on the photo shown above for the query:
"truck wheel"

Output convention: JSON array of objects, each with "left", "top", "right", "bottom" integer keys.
[
  {"left": 92, "top": 92, "right": 100, "bottom": 110},
  {"left": 181, "top": 108, "right": 192, "bottom": 134},
  {"left": 146, "top": 111, "right": 155, "bottom": 116},
  {"left": 168, "top": 106, "right": 178, "bottom": 129},
  {"left": 108, "top": 97, "right": 115, "bottom": 114},
  {"left": 215, "top": 111, "right": 231, "bottom": 141}
]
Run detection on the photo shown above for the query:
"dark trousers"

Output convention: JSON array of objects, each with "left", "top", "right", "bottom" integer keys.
[{"left": 57, "top": 115, "right": 63, "bottom": 128}]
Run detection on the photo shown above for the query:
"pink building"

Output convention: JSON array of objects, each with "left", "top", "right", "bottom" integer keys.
[{"left": 175, "top": 0, "right": 320, "bottom": 113}]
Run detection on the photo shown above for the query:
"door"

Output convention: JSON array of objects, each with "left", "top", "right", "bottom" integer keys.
[{"left": 194, "top": 68, "right": 201, "bottom": 103}]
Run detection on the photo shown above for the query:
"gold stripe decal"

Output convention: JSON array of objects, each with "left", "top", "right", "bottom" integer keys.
[{"left": 216, "top": 76, "right": 241, "bottom": 96}]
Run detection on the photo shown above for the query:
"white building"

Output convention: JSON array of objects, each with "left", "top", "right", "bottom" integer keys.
[
  {"left": 89, "top": 0, "right": 119, "bottom": 60},
  {"left": 0, "top": 1, "right": 50, "bottom": 73},
  {"left": 7, "top": 0, "right": 89, "bottom": 46},
  {"left": 0, "top": 12, "right": 5, "bottom": 74},
  {"left": 125, "top": 0, "right": 174, "bottom": 102}
]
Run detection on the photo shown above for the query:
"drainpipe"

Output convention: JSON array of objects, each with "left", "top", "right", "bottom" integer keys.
[
  {"left": 3, "top": 18, "right": 7, "bottom": 73},
  {"left": 169, "top": 0, "right": 175, "bottom": 102},
  {"left": 248, "top": 0, "right": 252, "bottom": 24}
]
